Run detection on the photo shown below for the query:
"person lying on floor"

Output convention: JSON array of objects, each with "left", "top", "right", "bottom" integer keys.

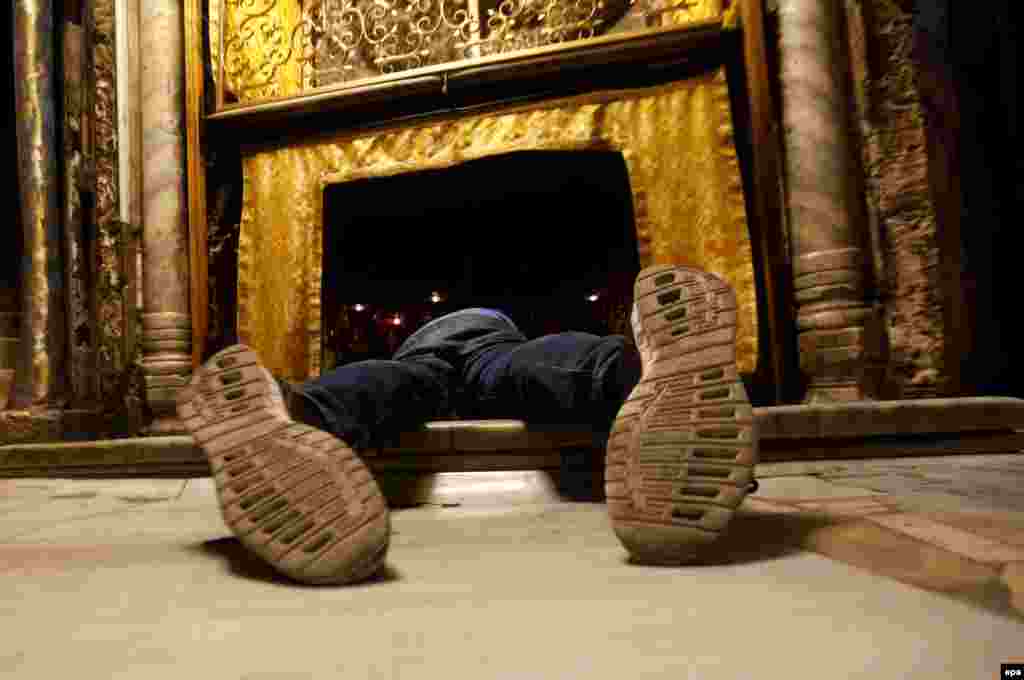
[{"left": 177, "top": 265, "right": 759, "bottom": 585}]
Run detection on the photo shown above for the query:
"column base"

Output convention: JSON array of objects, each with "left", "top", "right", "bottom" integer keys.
[
  {"left": 142, "top": 374, "right": 189, "bottom": 435},
  {"left": 144, "top": 415, "right": 188, "bottom": 436},
  {"left": 803, "top": 381, "right": 872, "bottom": 404},
  {"left": 141, "top": 312, "right": 191, "bottom": 437}
]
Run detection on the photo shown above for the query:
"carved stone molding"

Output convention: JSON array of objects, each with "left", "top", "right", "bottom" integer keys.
[
  {"left": 6, "top": 398, "right": 1024, "bottom": 475},
  {"left": 777, "top": 0, "right": 877, "bottom": 403},
  {"left": 140, "top": 312, "right": 191, "bottom": 433}
]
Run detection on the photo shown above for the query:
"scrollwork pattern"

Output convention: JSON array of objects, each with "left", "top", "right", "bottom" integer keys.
[{"left": 220, "top": 0, "right": 714, "bottom": 96}]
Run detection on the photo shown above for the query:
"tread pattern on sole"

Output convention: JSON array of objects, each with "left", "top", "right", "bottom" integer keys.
[
  {"left": 606, "top": 265, "right": 759, "bottom": 563},
  {"left": 176, "top": 344, "right": 390, "bottom": 585}
]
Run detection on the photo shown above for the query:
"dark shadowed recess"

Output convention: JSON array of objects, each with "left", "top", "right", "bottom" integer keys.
[{"left": 321, "top": 150, "right": 641, "bottom": 367}]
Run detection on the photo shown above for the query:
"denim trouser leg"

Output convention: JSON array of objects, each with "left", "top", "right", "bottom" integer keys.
[
  {"left": 466, "top": 332, "right": 642, "bottom": 432},
  {"left": 290, "top": 309, "right": 642, "bottom": 448},
  {"left": 296, "top": 355, "right": 457, "bottom": 450},
  {"left": 293, "top": 308, "right": 524, "bottom": 449}
]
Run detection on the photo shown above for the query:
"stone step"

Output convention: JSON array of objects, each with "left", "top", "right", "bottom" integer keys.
[
  {"left": 755, "top": 397, "right": 1024, "bottom": 439},
  {"left": 2, "top": 398, "right": 1024, "bottom": 476}
]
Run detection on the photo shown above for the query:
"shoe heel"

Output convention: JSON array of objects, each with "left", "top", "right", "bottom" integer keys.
[
  {"left": 607, "top": 265, "right": 759, "bottom": 565},
  {"left": 177, "top": 343, "right": 391, "bottom": 585}
]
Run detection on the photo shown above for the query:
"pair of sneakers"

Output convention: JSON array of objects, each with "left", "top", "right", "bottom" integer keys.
[{"left": 175, "top": 265, "right": 759, "bottom": 584}]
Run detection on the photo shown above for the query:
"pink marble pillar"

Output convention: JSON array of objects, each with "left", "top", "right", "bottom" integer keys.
[
  {"left": 140, "top": 0, "right": 191, "bottom": 433},
  {"left": 778, "top": 0, "right": 878, "bottom": 403}
]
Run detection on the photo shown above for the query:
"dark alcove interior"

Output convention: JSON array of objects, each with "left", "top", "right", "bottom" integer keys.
[
  {"left": 321, "top": 150, "right": 641, "bottom": 369},
  {"left": 915, "top": 0, "right": 1022, "bottom": 397}
]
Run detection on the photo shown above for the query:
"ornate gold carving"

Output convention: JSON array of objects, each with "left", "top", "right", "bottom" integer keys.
[
  {"left": 220, "top": 0, "right": 305, "bottom": 99},
  {"left": 216, "top": 0, "right": 723, "bottom": 101},
  {"left": 237, "top": 72, "right": 757, "bottom": 381},
  {"left": 222, "top": 0, "right": 302, "bottom": 93}
]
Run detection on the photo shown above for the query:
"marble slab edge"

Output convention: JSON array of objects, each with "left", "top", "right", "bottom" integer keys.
[{"left": 3, "top": 398, "right": 1024, "bottom": 477}]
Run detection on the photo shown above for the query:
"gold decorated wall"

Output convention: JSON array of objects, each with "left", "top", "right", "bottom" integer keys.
[
  {"left": 238, "top": 69, "right": 758, "bottom": 380},
  {"left": 211, "top": 0, "right": 729, "bottom": 103}
]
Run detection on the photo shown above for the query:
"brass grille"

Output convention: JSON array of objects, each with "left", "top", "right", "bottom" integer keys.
[{"left": 213, "top": 0, "right": 723, "bottom": 101}]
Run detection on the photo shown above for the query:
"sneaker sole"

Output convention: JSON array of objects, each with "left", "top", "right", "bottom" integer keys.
[
  {"left": 176, "top": 344, "right": 391, "bottom": 585},
  {"left": 606, "top": 265, "right": 759, "bottom": 564}
]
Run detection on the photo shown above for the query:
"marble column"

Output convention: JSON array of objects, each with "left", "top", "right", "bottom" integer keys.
[
  {"left": 777, "top": 0, "right": 876, "bottom": 403},
  {"left": 13, "top": 0, "right": 67, "bottom": 410},
  {"left": 140, "top": 0, "right": 191, "bottom": 433}
]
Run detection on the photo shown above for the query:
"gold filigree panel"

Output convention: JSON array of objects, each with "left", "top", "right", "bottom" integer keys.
[
  {"left": 238, "top": 70, "right": 758, "bottom": 379},
  {"left": 211, "top": 0, "right": 726, "bottom": 101},
  {"left": 218, "top": 0, "right": 307, "bottom": 100}
]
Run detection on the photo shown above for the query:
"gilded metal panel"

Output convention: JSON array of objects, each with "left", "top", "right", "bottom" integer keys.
[
  {"left": 237, "top": 71, "right": 757, "bottom": 380},
  {"left": 211, "top": 0, "right": 726, "bottom": 102}
]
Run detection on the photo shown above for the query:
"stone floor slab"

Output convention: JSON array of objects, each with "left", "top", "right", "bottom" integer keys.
[
  {"left": 2, "top": 456, "right": 1024, "bottom": 679},
  {"left": 2, "top": 501, "right": 1022, "bottom": 680}
]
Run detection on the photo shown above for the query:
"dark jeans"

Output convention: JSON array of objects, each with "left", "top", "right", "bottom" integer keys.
[{"left": 295, "top": 308, "right": 642, "bottom": 449}]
